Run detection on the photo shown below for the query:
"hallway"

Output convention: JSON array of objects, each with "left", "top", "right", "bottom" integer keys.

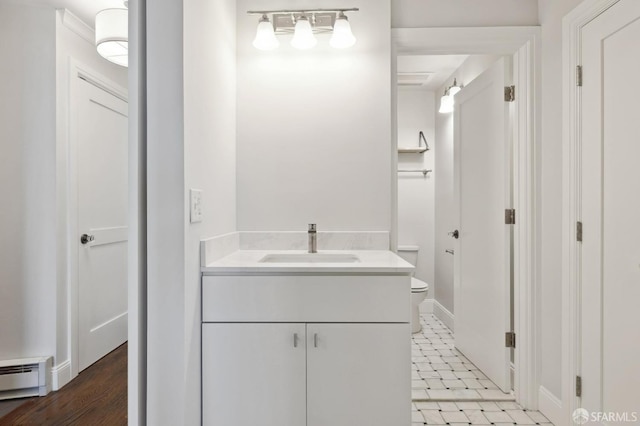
[{"left": 411, "top": 315, "right": 552, "bottom": 425}]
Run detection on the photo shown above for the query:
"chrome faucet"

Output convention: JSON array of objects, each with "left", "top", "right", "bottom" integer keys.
[{"left": 308, "top": 224, "right": 317, "bottom": 253}]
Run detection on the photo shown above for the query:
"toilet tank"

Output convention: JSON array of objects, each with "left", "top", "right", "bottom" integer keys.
[{"left": 397, "top": 245, "right": 419, "bottom": 268}]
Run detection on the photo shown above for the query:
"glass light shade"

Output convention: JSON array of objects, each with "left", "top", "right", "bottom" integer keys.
[
  {"left": 448, "top": 78, "right": 462, "bottom": 96},
  {"left": 95, "top": 9, "right": 128, "bottom": 67},
  {"left": 252, "top": 16, "right": 279, "bottom": 50},
  {"left": 330, "top": 14, "right": 356, "bottom": 49},
  {"left": 291, "top": 16, "right": 317, "bottom": 50},
  {"left": 439, "top": 93, "right": 454, "bottom": 113},
  {"left": 448, "top": 85, "right": 461, "bottom": 96}
]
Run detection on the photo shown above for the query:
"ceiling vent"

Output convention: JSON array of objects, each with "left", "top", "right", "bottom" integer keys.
[{"left": 397, "top": 72, "right": 433, "bottom": 86}]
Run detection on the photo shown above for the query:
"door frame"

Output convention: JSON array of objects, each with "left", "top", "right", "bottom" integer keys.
[
  {"left": 561, "top": 1, "right": 621, "bottom": 425},
  {"left": 391, "top": 26, "right": 541, "bottom": 409},
  {"left": 67, "top": 59, "right": 128, "bottom": 379}
]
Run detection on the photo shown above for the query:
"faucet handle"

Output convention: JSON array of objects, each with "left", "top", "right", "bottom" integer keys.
[{"left": 308, "top": 224, "right": 316, "bottom": 232}]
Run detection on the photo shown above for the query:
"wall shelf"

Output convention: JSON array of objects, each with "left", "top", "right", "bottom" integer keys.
[
  {"left": 398, "top": 130, "right": 429, "bottom": 154},
  {"left": 398, "top": 147, "right": 428, "bottom": 154}
]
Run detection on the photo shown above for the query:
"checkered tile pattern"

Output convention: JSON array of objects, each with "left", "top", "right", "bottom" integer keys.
[{"left": 411, "top": 315, "right": 553, "bottom": 425}]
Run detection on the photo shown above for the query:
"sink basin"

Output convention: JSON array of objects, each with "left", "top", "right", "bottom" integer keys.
[{"left": 259, "top": 253, "right": 361, "bottom": 264}]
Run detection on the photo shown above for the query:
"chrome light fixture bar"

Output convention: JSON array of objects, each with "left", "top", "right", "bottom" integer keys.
[
  {"left": 448, "top": 78, "right": 462, "bottom": 96},
  {"left": 248, "top": 8, "right": 359, "bottom": 50}
]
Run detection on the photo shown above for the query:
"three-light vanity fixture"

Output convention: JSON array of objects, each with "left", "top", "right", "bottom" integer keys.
[
  {"left": 249, "top": 8, "right": 359, "bottom": 51},
  {"left": 438, "top": 78, "right": 462, "bottom": 114}
]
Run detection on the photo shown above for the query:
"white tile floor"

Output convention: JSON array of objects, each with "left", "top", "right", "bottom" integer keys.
[
  {"left": 412, "top": 314, "right": 513, "bottom": 401},
  {"left": 411, "top": 315, "right": 553, "bottom": 425},
  {"left": 412, "top": 401, "right": 554, "bottom": 426}
]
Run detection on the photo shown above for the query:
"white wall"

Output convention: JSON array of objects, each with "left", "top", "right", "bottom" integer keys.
[
  {"left": 433, "top": 55, "right": 500, "bottom": 314},
  {"left": 391, "top": 0, "right": 538, "bottom": 28},
  {"left": 237, "top": 0, "right": 391, "bottom": 233},
  {"left": 183, "top": 0, "right": 236, "bottom": 424},
  {"left": 145, "top": 0, "right": 237, "bottom": 424},
  {"left": 127, "top": 0, "right": 145, "bottom": 423},
  {"left": 54, "top": 8, "right": 128, "bottom": 385},
  {"left": 146, "top": 0, "right": 186, "bottom": 423},
  {"left": 397, "top": 88, "right": 435, "bottom": 296},
  {"left": 538, "top": 0, "right": 583, "bottom": 401},
  {"left": 0, "top": 2, "right": 57, "bottom": 363}
]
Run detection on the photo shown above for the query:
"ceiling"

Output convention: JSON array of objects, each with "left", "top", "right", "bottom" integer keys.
[
  {"left": 23, "top": 0, "right": 125, "bottom": 28},
  {"left": 397, "top": 55, "right": 469, "bottom": 91}
]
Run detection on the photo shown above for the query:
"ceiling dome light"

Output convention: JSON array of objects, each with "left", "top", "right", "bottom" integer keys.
[
  {"left": 291, "top": 15, "right": 317, "bottom": 50},
  {"left": 252, "top": 14, "right": 279, "bottom": 50},
  {"left": 448, "top": 78, "right": 462, "bottom": 96},
  {"left": 95, "top": 8, "right": 128, "bottom": 67},
  {"left": 330, "top": 12, "right": 356, "bottom": 48},
  {"left": 439, "top": 90, "right": 454, "bottom": 114}
]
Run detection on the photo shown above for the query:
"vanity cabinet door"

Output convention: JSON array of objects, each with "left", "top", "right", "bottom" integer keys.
[
  {"left": 306, "top": 323, "right": 411, "bottom": 426},
  {"left": 202, "top": 323, "right": 306, "bottom": 426}
]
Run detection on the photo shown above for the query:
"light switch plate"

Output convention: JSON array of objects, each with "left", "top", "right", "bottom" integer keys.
[{"left": 190, "top": 189, "right": 203, "bottom": 223}]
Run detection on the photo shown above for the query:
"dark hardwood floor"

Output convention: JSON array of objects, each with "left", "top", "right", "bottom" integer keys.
[{"left": 0, "top": 343, "right": 127, "bottom": 426}]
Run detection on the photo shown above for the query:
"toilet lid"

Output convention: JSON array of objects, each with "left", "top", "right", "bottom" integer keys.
[{"left": 411, "top": 277, "right": 429, "bottom": 292}]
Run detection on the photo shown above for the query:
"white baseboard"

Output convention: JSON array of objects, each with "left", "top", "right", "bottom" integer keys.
[
  {"left": 52, "top": 359, "right": 72, "bottom": 391},
  {"left": 538, "top": 386, "right": 564, "bottom": 426},
  {"left": 419, "top": 298, "right": 434, "bottom": 314},
  {"left": 433, "top": 300, "right": 455, "bottom": 331}
]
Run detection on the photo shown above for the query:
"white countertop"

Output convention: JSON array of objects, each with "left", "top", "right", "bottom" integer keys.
[{"left": 201, "top": 250, "right": 415, "bottom": 275}]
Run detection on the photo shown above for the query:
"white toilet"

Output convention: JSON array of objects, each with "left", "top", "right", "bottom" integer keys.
[{"left": 398, "top": 246, "right": 429, "bottom": 334}]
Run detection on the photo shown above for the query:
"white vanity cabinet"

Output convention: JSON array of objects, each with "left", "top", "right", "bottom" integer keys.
[
  {"left": 306, "top": 323, "right": 409, "bottom": 426},
  {"left": 201, "top": 274, "right": 411, "bottom": 426},
  {"left": 202, "top": 323, "right": 307, "bottom": 426}
]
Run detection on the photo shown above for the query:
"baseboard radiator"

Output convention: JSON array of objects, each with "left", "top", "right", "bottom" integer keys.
[{"left": 0, "top": 357, "right": 52, "bottom": 400}]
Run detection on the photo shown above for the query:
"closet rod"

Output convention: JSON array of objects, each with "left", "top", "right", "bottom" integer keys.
[{"left": 398, "top": 169, "right": 432, "bottom": 176}]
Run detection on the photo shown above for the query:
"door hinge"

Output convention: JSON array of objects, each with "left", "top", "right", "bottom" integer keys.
[
  {"left": 504, "top": 85, "right": 516, "bottom": 102},
  {"left": 577, "top": 221, "right": 583, "bottom": 242},
  {"left": 576, "top": 375, "right": 582, "bottom": 397},
  {"left": 505, "top": 209, "right": 516, "bottom": 225},
  {"left": 576, "top": 66, "right": 583, "bottom": 87},
  {"left": 505, "top": 332, "right": 516, "bottom": 348}
]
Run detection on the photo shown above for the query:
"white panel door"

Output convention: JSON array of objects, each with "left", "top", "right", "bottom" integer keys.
[
  {"left": 306, "top": 323, "right": 411, "bottom": 426},
  {"left": 76, "top": 77, "right": 128, "bottom": 371},
  {"left": 202, "top": 323, "right": 307, "bottom": 426},
  {"left": 581, "top": 0, "right": 640, "bottom": 417},
  {"left": 453, "top": 57, "right": 512, "bottom": 392}
]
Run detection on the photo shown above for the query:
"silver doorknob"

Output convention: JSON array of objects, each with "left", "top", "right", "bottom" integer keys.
[
  {"left": 80, "top": 234, "right": 95, "bottom": 244},
  {"left": 448, "top": 230, "right": 459, "bottom": 239}
]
